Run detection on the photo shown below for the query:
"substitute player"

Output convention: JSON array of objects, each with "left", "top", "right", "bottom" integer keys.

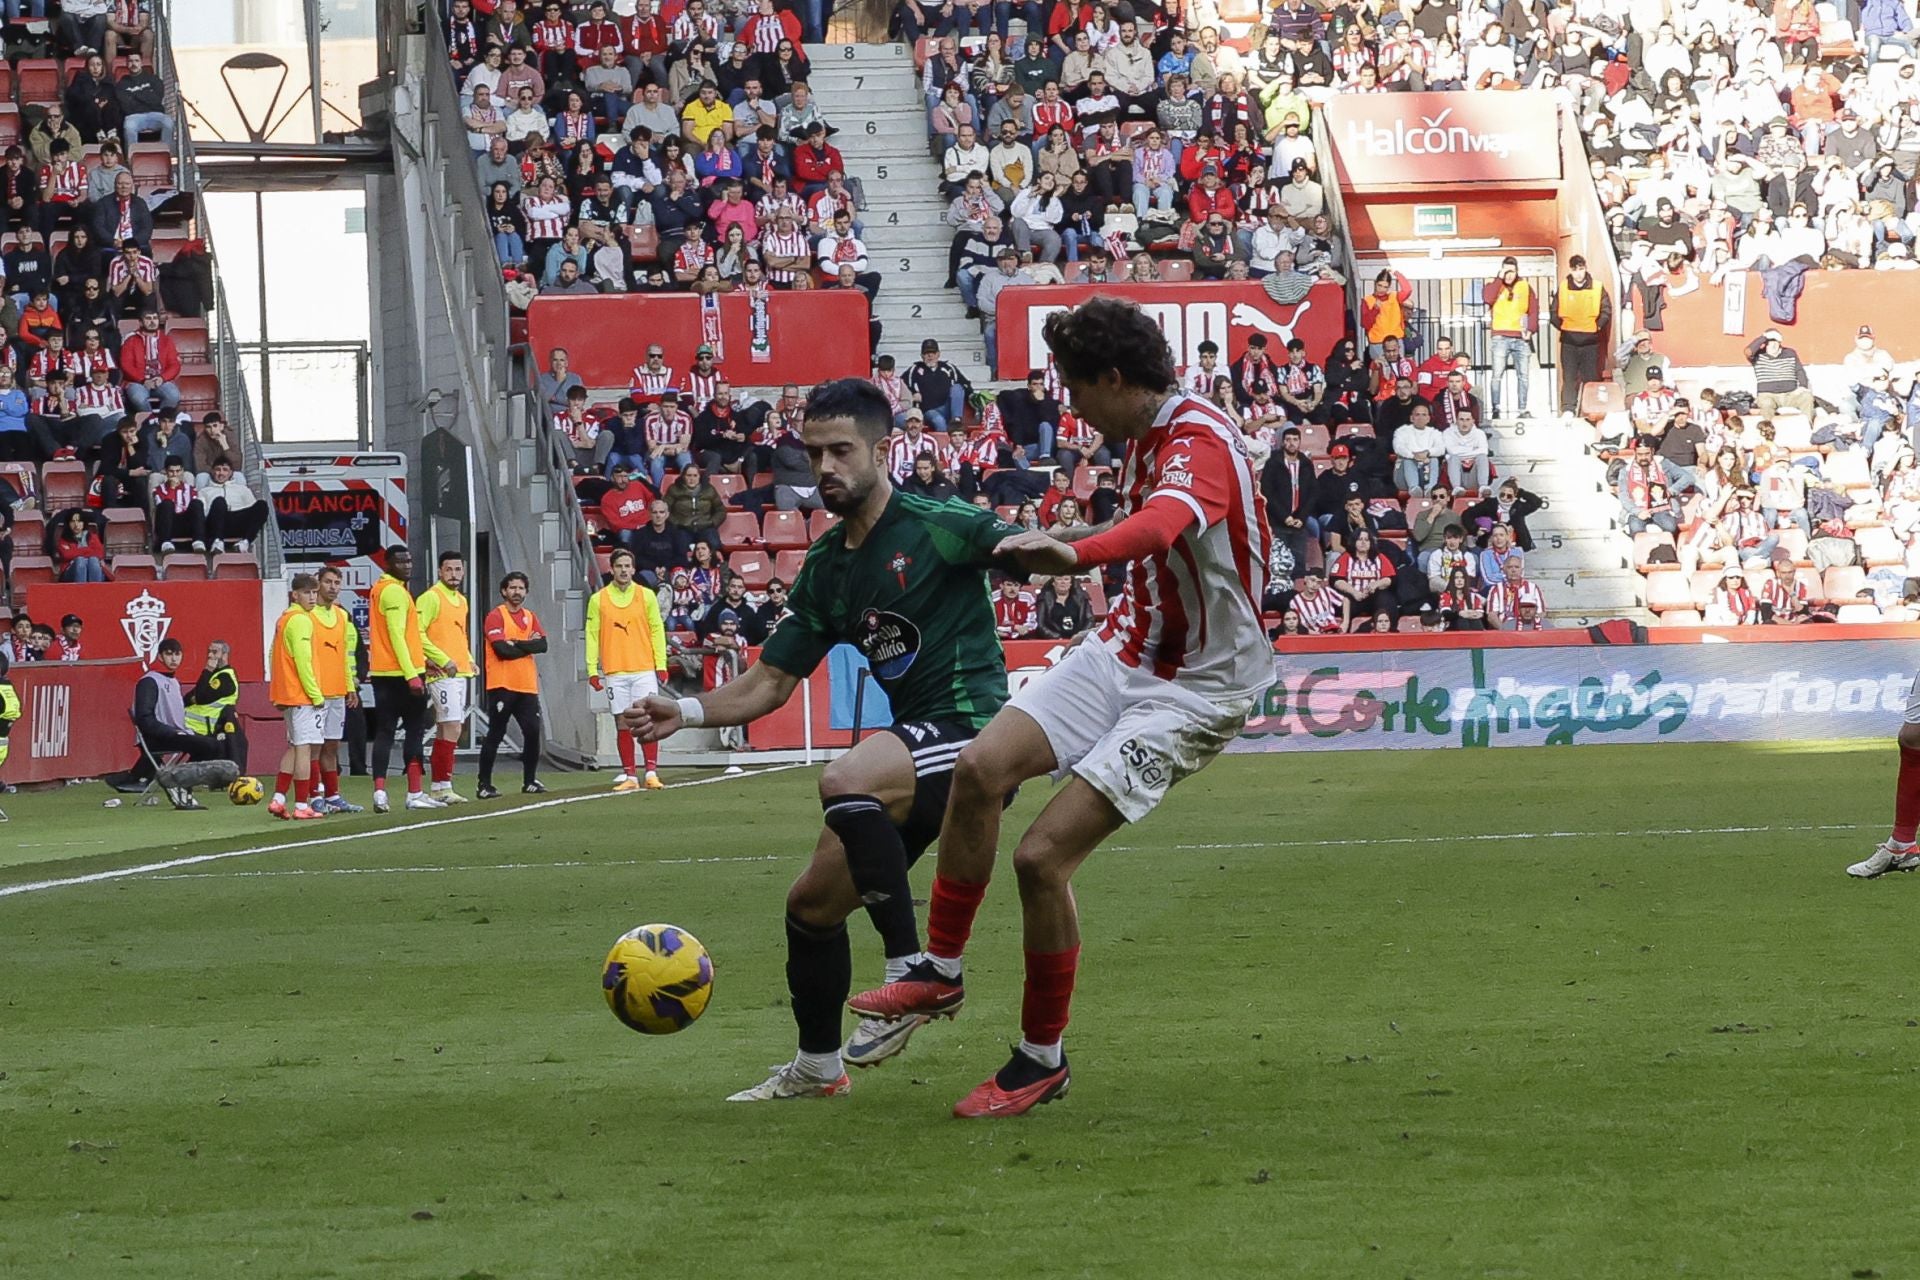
[
  {"left": 1849, "top": 692, "right": 1920, "bottom": 876},
  {"left": 0, "top": 652, "right": 18, "bottom": 821},
  {"left": 308, "top": 566, "right": 364, "bottom": 814},
  {"left": 623, "top": 377, "right": 1053, "bottom": 1102},
  {"left": 852, "top": 297, "right": 1273, "bottom": 1117},
  {"left": 417, "top": 550, "right": 475, "bottom": 805},
  {"left": 269, "top": 573, "right": 328, "bottom": 821},
  {"left": 586, "top": 548, "right": 668, "bottom": 793},
  {"left": 477, "top": 570, "right": 548, "bottom": 798},
  {"left": 368, "top": 544, "right": 440, "bottom": 812}
]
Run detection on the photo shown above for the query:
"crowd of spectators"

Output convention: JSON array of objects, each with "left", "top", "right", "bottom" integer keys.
[
  {"left": 451, "top": 0, "right": 887, "bottom": 352},
  {"left": 1609, "top": 320, "right": 1920, "bottom": 623}
]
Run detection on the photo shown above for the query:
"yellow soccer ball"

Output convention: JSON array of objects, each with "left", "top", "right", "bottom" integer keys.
[
  {"left": 228, "top": 776, "right": 265, "bottom": 806},
  {"left": 602, "top": 924, "right": 713, "bottom": 1035}
]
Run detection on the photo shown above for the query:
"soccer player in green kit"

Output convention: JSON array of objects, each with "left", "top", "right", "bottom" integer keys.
[{"left": 623, "top": 377, "right": 1056, "bottom": 1101}]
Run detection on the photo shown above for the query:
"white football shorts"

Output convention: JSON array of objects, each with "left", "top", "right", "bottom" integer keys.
[
  {"left": 321, "top": 695, "right": 348, "bottom": 741},
  {"left": 604, "top": 671, "right": 660, "bottom": 715},
  {"left": 429, "top": 675, "right": 470, "bottom": 725},
  {"left": 284, "top": 704, "right": 326, "bottom": 747},
  {"left": 1007, "top": 638, "right": 1253, "bottom": 824}
]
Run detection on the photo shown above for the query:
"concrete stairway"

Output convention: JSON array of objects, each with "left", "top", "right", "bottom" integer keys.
[
  {"left": 806, "top": 42, "right": 990, "bottom": 384},
  {"left": 1486, "top": 419, "right": 1649, "bottom": 625}
]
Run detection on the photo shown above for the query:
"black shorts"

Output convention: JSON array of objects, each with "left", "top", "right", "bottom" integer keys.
[{"left": 882, "top": 718, "right": 983, "bottom": 863}]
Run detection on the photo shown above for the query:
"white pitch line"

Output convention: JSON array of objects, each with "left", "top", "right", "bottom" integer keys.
[
  {"left": 0, "top": 764, "right": 808, "bottom": 902},
  {"left": 145, "top": 853, "right": 789, "bottom": 881}
]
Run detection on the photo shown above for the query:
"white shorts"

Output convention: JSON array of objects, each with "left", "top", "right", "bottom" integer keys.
[
  {"left": 322, "top": 696, "right": 348, "bottom": 741},
  {"left": 1007, "top": 639, "right": 1254, "bottom": 824},
  {"left": 1905, "top": 673, "right": 1920, "bottom": 725},
  {"left": 604, "top": 671, "right": 659, "bottom": 715},
  {"left": 429, "top": 676, "right": 470, "bottom": 725},
  {"left": 284, "top": 704, "right": 326, "bottom": 747}
]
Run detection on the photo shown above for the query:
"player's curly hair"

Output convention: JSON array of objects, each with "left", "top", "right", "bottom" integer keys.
[
  {"left": 804, "top": 377, "right": 894, "bottom": 444},
  {"left": 1043, "top": 297, "right": 1177, "bottom": 392}
]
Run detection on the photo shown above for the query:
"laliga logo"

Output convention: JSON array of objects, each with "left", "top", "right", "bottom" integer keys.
[
  {"left": 120, "top": 589, "right": 173, "bottom": 662},
  {"left": 1344, "top": 107, "right": 1522, "bottom": 159}
]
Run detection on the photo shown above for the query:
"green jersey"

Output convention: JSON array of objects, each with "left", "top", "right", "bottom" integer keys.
[{"left": 761, "top": 490, "right": 1021, "bottom": 730}]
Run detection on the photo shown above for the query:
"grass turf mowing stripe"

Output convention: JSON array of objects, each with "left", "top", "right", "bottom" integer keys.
[{"left": 0, "top": 763, "right": 806, "bottom": 902}]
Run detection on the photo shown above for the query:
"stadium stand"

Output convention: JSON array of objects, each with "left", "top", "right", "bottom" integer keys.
[{"left": 431, "top": 0, "right": 1920, "bottom": 635}]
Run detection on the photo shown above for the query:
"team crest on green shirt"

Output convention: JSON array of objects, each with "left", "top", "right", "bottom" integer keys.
[
  {"left": 857, "top": 609, "right": 921, "bottom": 680},
  {"left": 888, "top": 550, "right": 913, "bottom": 588}
]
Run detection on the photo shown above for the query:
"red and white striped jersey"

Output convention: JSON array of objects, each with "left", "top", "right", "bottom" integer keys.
[
  {"left": 684, "top": 370, "right": 720, "bottom": 410},
  {"left": 886, "top": 429, "right": 937, "bottom": 480},
  {"left": 1763, "top": 576, "right": 1807, "bottom": 619},
  {"left": 1097, "top": 392, "right": 1272, "bottom": 697},
  {"left": 1057, "top": 411, "right": 1098, "bottom": 450},
  {"left": 1485, "top": 578, "right": 1545, "bottom": 622},
  {"left": 630, "top": 364, "right": 676, "bottom": 397},
  {"left": 107, "top": 253, "right": 157, "bottom": 293},
  {"left": 554, "top": 409, "right": 600, "bottom": 446},
  {"left": 28, "top": 348, "right": 83, "bottom": 385},
  {"left": 1181, "top": 361, "right": 1223, "bottom": 396},
  {"left": 76, "top": 380, "right": 123, "bottom": 414},
  {"left": 645, "top": 407, "right": 692, "bottom": 446},
  {"left": 1293, "top": 583, "right": 1345, "bottom": 634},
  {"left": 521, "top": 195, "right": 570, "bottom": 241},
  {"left": 74, "top": 348, "right": 115, "bottom": 380},
  {"left": 760, "top": 227, "right": 810, "bottom": 283},
  {"left": 994, "top": 591, "right": 1036, "bottom": 638}
]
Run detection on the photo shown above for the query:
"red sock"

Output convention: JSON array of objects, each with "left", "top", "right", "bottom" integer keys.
[
  {"left": 616, "top": 729, "right": 636, "bottom": 773},
  {"left": 926, "top": 875, "right": 989, "bottom": 961},
  {"left": 308, "top": 761, "right": 322, "bottom": 794},
  {"left": 373, "top": 776, "right": 387, "bottom": 792},
  {"left": 641, "top": 737, "right": 659, "bottom": 772},
  {"left": 432, "top": 738, "right": 454, "bottom": 785},
  {"left": 406, "top": 761, "right": 423, "bottom": 794},
  {"left": 294, "top": 778, "right": 310, "bottom": 805},
  {"left": 1893, "top": 746, "right": 1920, "bottom": 843},
  {"left": 322, "top": 771, "right": 339, "bottom": 798},
  {"left": 1020, "top": 945, "right": 1081, "bottom": 1048},
  {"left": 274, "top": 771, "right": 292, "bottom": 797}
]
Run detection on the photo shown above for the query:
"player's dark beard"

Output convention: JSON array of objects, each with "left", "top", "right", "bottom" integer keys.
[{"left": 819, "top": 469, "right": 875, "bottom": 515}]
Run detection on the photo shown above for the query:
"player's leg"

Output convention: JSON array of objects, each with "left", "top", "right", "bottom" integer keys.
[
  {"left": 1851, "top": 696, "right": 1920, "bottom": 876},
  {"left": 318, "top": 697, "right": 359, "bottom": 813},
  {"left": 476, "top": 687, "right": 509, "bottom": 798},
  {"left": 368, "top": 677, "right": 400, "bottom": 812},
  {"left": 514, "top": 693, "right": 545, "bottom": 791},
  {"left": 270, "top": 710, "right": 299, "bottom": 818},
  {"left": 820, "top": 730, "right": 921, "bottom": 971},
  {"left": 607, "top": 673, "right": 642, "bottom": 791},
  {"left": 727, "top": 830, "right": 865, "bottom": 1102},
  {"left": 401, "top": 683, "right": 438, "bottom": 808},
  {"left": 636, "top": 671, "right": 663, "bottom": 788}
]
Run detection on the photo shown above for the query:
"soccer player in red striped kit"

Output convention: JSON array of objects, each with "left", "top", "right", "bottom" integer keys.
[{"left": 851, "top": 297, "right": 1274, "bottom": 1116}]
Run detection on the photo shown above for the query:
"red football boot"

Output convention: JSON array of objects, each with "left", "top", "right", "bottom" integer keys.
[
  {"left": 952, "top": 1047, "right": 1070, "bottom": 1119},
  {"left": 847, "top": 958, "right": 965, "bottom": 1020},
  {"left": 267, "top": 798, "right": 289, "bottom": 820}
]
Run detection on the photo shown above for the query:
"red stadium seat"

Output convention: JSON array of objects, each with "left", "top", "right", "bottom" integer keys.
[
  {"left": 1823, "top": 565, "right": 1867, "bottom": 603},
  {"left": 168, "top": 319, "right": 211, "bottom": 363},
  {"left": 1644, "top": 571, "right": 1696, "bottom": 613},
  {"left": 0, "top": 106, "right": 20, "bottom": 150},
  {"left": 1156, "top": 259, "right": 1195, "bottom": 282},
  {"left": 761, "top": 509, "right": 808, "bottom": 550},
  {"left": 1632, "top": 530, "right": 1677, "bottom": 570},
  {"left": 11, "top": 509, "right": 44, "bottom": 554},
  {"left": 102, "top": 507, "right": 149, "bottom": 557},
  {"left": 730, "top": 551, "right": 772, "bottom": 590},
  {"left": 211, "top": 554, "right": 260, "bottom": 580},
  {"left": 1796, "top": 565, "right": 1825, "bottom": 603},
  {"left": 718, "top": 511, "right": 762, "bottom": 552},
  {"left": 160, "top": 553, "right": 208, "bottom": 581},
  {"left": 773, "top": 549, "right": 807, "bottom": 582},
  {"left": 12, "top": 60, "right": 57, "bottom": 106},
  {"left": 710, "top": 473, "right": 746, "bottom": 501},
  {"left": 129, "top": 144, "right": 174, "bottom": 194},
  {"left": 7, "top": 555, "right": 53, "bottom": 605},
  {"left": 1061, "top": 262, "right": 1087, "bottom": 283},
  {"left": 807, "top": 510, "right": 840, "bottom": 539},
  {"left": 1657, "top": 608, "right": 1702, "bottom": 625},
  {"left": 0, "top": 460, "right": 36, "bottom": 502},
  {"left": 1298, "top": 424, "right": 1330, "bottom": 455},
  {"left": 41, "top": 459, "right": 87, "bottom": 508},
  {"left": 1857, "top": 525, "right": 1903, "bottom": 566},
  {"left": 112, "top": 554, "right": 158, "bottom": 582}
]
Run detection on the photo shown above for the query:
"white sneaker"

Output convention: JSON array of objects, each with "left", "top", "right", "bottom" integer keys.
[
  {"left": 373, "top": 789, "right": 390, "bottom": 814},
  {"left": 191, "top": 540, "right": 206, "bottom": 551},
  {"left": 1847, "top": 840, "right": 1920, "bottom": 878},
  {"left": 436, "top": 788, "right": 471, "bottom": 805},
  {"left": 234, "top": 539, "right": 251, "bottom": 553},
  {"left": 725, "top": 1060, "right": 852, "bottom": 1102},
  {"left": 405, "top": 792, "right": 446, "bottom": 811},
  {"left": 842, "top": 1013, "right": 930, "bottom": 1069}
]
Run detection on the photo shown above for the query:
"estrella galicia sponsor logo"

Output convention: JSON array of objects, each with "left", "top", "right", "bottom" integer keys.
[{"left": 857, "top": 609, "right": 921, "bottom": 681}]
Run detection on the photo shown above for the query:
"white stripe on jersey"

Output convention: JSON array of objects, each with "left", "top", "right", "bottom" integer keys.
[
  {"left": 886, "top": 432, "right": 937, "bottom": 481},
  {"left": 1096, "top": 392, "right": 1272, "bottom": 699}
]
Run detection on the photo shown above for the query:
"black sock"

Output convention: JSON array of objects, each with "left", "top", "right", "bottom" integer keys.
[
  {"left": 785, "top": 913, "right": 850, "bottom": 1054},
  {"left": 822, "top": 793, "right": 920, "bottom": 960}
]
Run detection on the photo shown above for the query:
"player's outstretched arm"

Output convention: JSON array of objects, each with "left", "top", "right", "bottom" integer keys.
[{"left": 617, "top": 659, "right": 800, "bottom": 742}]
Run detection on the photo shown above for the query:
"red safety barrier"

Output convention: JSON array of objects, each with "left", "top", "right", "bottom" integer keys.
[
  {"left": 525, "top": 291, "right": 872, "bottom": 392},
  {"left": 25, "top": 580, "right": 271, "bottom": 680},
  {"left": 3, "top": 659, "right": 145, "bottom": 784},
  {"left": 993, "top": 280, "right": 1348, "bottom": 380}
]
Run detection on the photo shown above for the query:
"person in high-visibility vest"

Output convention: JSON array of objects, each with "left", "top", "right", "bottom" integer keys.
[
  {"left": 477, "top": 569, "right": 548, "bottom": 799},
  {"left": 585, "top": 546, "right": 669, "bottom": 792},
  {"left": 183, "top": 638, "right": 248, "bottom": 764},
  {"left": 1481, "top": 256, "right": 1537, "bottom": 422},
  {"left": 1550, "top": 253, "right": 1612, "bottom": 417},
  {"left": 268, "top": 573, "right": 326, "bottom": 821},
  {"left": 416, "top": 550, "right": 475, "bottom": 805},
  {"left": 309, "top": 565, "right": 364, "bottom": 814},
  {"left": 0, "top": 652, "right": 18, "bottom": 823},
  {"left": 367, "top": 543, "right": 439, "bottom": 812}
]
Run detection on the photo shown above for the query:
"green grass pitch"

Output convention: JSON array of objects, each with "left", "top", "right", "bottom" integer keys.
[{"left": 4, "top": 742, "right": 1920, "bottom": 1279}]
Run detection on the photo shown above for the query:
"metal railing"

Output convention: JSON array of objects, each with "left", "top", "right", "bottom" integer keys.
[
  {"left": 1310, "top": 108, "right": 1364, "bottom": 338},
  {"left": 153, "top": 1, "right": 287, "bottom": 579}
]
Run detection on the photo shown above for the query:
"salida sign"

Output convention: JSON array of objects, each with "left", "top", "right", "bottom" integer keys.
[
  {"left": 993, "top": 281, "right": 1346, "bottom": 380},
  {"left": 1323, "top": 91, "right": 1561, "bottom": 188}
]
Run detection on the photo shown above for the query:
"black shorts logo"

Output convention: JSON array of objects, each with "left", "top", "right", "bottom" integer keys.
[{"left": 857, "top": 609, "right": 921, "bottom": 681}]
